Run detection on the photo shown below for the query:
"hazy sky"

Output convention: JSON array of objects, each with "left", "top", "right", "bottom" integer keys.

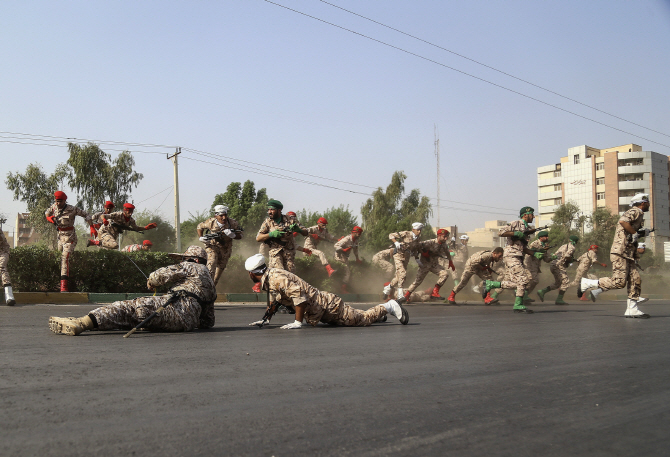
[{"left": 2, "top": 0, "right": 669, "bottom": 235}]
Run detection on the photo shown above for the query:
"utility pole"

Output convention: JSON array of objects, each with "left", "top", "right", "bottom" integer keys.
[
  {"left": 434, "top": 125, "right": 440, "bottom": 228},
  {"left": 167, "top": 147, "right": 182, "bottom": 252}
]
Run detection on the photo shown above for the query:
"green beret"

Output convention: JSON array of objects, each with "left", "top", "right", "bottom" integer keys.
[
  {"left": 569, "top": 235, "right": 579, "bottom": 242},
  {"left": 537, "top": 231, "right": 549, "bottom": 238},
  {"left": 519, "top": 206, "right": 535, "bottom": 218},
  {"left": 267, "top": 199, "right": 283, "bottom": 210}
]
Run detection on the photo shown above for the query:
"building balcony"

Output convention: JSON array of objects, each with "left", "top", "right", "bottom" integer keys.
[
  {"left": 537, "top": 176, "right": 563, "bottom": 186},
  {"left": 538, "top": 190, "right": 562, "bottom": 200},
  {"left": 618, "top": 180, "right": 648, "bottom": 191},
  {"left": 539, "top": 205, "right": 560, "bottom": 214},
  {"left": 618, "top": 165, "right": 651, "bottom": 174}
]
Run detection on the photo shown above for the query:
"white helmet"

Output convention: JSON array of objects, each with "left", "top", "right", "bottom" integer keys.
[
  {"left": 630, "top": 193, "right": 649, "bottom": 206},
  {"left": 412, "top": 222, "right": 424, "bottom": 230},
  {"left": 460, "top": 235, "right": 469, "bottom": 240},
  {"left": 245, "top": 254, "right": 266, "bottom": 273},
  {"left": 214, "top": 205, "right": 229, "bottom": 215}
]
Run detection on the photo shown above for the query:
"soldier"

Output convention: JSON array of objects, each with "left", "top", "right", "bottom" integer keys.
[
  {"left": 404, "top": 228, "right": 453, "bottom": 302},
  {"left": 536, "top": 235, "right": 578, "bottom": 305},
  {"left": 302, "top": 217, "right": 337, "bottom": 277},
  {"left": 88, "top": 203, "right": 157, "bottom": 250},
  {"left": 579, "top": 193, "right": 651, "bottom": 318},
  {"left": 374, "top": 248, "right": 397, "bottom": 299},
  {"left": 447, "top": 247, "right": 504, "bottom": 305},
  {"left": 256, "top": 199, "right": 305, "bottom": 274},
  {"left": 122, "top": 240, "right": 154, "bottom": 253},
  {"left": 90, "top": 201, "right": 115, "bottom": 241},
  {"left": 333, "top": 226, "right": 363, "bottom": 293},
  {"left": 571, "top": 245, "right": 607, "bottom": 301},
  {"left": 244, "top": 254, "right": 408, "bottom": 328},
  {"left": 49, "top": 246, "right": 216, "bottom": 336},
  {"left": 45, "top": 191, "right": 94, "bottom": 292},
  {"left": 451, "top": 234, "right": 470, "bottom": 285},
  {"left": 524, "top": 230, "right": 553, "bottom": 303},
  {"left": 388, "top": 222, "right": 424, "bottom": 300},
  {"left": 480, "top": 206, "right": 539, "bottom": 314},
  {"left": 284, "top": 211, "right": 310, "bottom": 272},
  {"left": 197, "top": 205, "right": 243, "bottom": 286},
  {"left": 1, "top": 229, "right": 15, "bottom": 306}
]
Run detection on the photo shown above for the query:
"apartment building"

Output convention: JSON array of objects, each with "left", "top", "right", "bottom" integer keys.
[
  {"left": 465, "top": 220, "right": 507, "bottom": 248},
  {"left": 13, "top": 213, "right": 40, "bottom": 247},
  {"left": 537, "top": 143, "right": 670, "bottom": 252}
]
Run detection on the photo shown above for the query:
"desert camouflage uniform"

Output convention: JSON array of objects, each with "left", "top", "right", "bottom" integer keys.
[
  {"left": 90, "top": 210, "right": 110, "bottom": 240},
  {"left": 97, "top": 211, "right": 143, "bottom": 250},
  {"left": 409, "top": 289, "right": 434, "bottom": 303},
  {"left": 122, "top": 244, "right": 144, "bottom": 253},
  {"left": 524, "top": 239, "right": 552, "bottom": 293},
  {"left": 89, "top": 261, "right": 217, "bottom": 332},
  {"left": 595, "top": 207, "right": 644, "bottom": 299},
  {"left": 548, "top": 243, "right": 576, "bottom": 293},
  {"left": 45, "top": 203, "right": 92, "bottom": 277},
  {"left": 197, "top": 216, "right": 243, "bottom": 284},
  {"left": 407, "top": 238, "right": 450, "bottom": 293},
  {"left": 334, "top": 234, "right": 359, "bottom": 284},
  {"left": 498, "top": 220, "right": 532, "bottom": 297},
  {"left": 372, "top": 248, "right": 395, "bottom": 278},
  {"left": 0, "top": 230, "right": 10, "bottom": 285},
  {"left": 257, "top": 215, "right": 303, "bottom": 273},
  {"left": 454, "top": 250, "right": 497, "bottom": 294},
  {"left": 303, "top": 225, "right": 336, "bottom": 265},
  {"left": 388, "top": 230, "right": 421, "bottom": 290},
  {"left": 570, "top": 250, "right": 599, "bottom": 287},
  {"left": 261, "top": 268, "right": 385, "bottom": 326}
]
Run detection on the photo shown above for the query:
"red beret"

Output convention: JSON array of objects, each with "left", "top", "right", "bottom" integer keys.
[
  {"left": 437, "top": 228, "right": 450, "bottom": 236},
  {"left": 143, "top": 240, "right": 153, "bottom": 246},
  {"left": 287, "top": 211, "right": 296, "bottom": 217},
  {"left": 589, "top": 245, "right": 599, "bottom": 250},
  {"left": 54, "top": 191, "right": 67, "bottom": 200},
  {"left": 317, "top": 217, "right": 328, "bottom": 225},
  {"left": 352, "top": 226, "right": 363, "bottom": 234},
  {"left": 105, "top": 201, "right": 115, "bottom": 208},
  {"left": 123, "top": 203, "right": 135, "bottom": 210}
]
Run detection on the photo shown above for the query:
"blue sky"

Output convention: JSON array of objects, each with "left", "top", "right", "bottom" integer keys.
[{"left": 1, "top": 0, "right": 669, "bottom": 234}]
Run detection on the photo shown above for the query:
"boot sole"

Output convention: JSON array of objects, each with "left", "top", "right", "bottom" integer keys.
[
  {"left": 625, "top": 314, "right": 650, "bottom": 319},
  {"left": 513, "top": 309, "right": 534, "bottom": 314},
  {"left": 48, "top": 317, "right": 81, "bottom": 336},
  {"left": 6, "top": 300, "right": 16, "bottom": 306},
  {"left": 399, "top": 305, "right": 409, "bottom": 325}
]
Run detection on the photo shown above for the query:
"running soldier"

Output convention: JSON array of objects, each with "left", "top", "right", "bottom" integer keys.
[
  {"left": 571, "top": 245, "right": 607, "bottom": 301},
  {"left": 579, "top": 193, "right": 651, "bottom": 318},
  {"left": 256, "top": 199, "right": 304, "bottom": 273},
  {"left": 285, "top": 211, "right": 309, "bottom": 272},
  {"left": 122, "top": 240, "right": 153, "bottom": 252},
  {"left": 447, "top": 247, "right": 504, "bottom": 305},
  {"left": 404, "top": 228, "right": 453, "bottom": 302},
  {"left": 451, "top": 235, "right": 470, "bottom": 286},
  {"left": 197, "top": 205, "right": 243, "bottom": 286},
  {"left": 481, "top": 206, "right": 540, "bottom": 314},
  {"left": 387, "top": 222, "right": 424, "bottom": 300},
  {"left": 536, "top": 235, "right": 578, "bottom": 305},
  {"left": 302, "top": 217, "right": 337, "bottom": 277},
  {"left": 523, "top": 230, "right": 552, "bottom": 303},
  {"left": 88, "top": 203, "right": 157, "bottom": 250},
  {"left": 244, "top": 254, "right": 408, "bottom": 328},
  {"left": 373, "top": 248, "right": 396, "bottom": 299},
  {"left": 45, "top": 191, "right": 94, "bottom": 292},
  {"left": 333, "top": 226, "right": 363, "bottom": 293},
  {"left": 90, "top": 201, "right": 115, "bottom": 241},
  {"left": 1, "top": 229, "right": 15, "bottom": 306}
]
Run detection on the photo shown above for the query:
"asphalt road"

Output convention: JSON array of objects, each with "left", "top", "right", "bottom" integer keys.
[{"left": 1, "top": 299, "right": 669, "bottom": 457}]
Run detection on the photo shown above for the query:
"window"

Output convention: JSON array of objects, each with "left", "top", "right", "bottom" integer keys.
[
  {"left": 554, "top": 198, "right": 563, "bottom": 205},
  {"left": 618, "top": 174, "right": 644, "bottom": 182},
  {"left": 596, "top": 178, "right": 605, "bottom": 186},
  {"left": 595, "top": 162, "right": 605, "bottom": 170},
  {"left": 554, "top": 184, "right": 562, "bottom": 191},
  {"left": 574, "top": 155, "right": 580, "bottom": 164},
  {"left": 596, "top": 192, "right": 605, "bottom": 200},
  {"left": 553, "top": 170, "right": 561, "bottom": 178},
  {"left": 618, "top": 159, "right": 643, "bottom": 167}
]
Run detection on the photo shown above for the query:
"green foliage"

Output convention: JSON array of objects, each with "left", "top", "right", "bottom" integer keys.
[
  {"left": 360, "top": 171, "right": 432, "bottom": 252},
  {"left": 296, "top": 205, "right": 358, "bottom": 238},
  {"left": 180, "top": 209, "right": 210, "bottom": 246},
  {"left": 580, "top": 207, "right": 619, "bottom": 258},
  {"left": 211, "top": 180, "right": 268, "bottom": 231},
  {"left": 121, "top": 209, "right": 176, "bottom": 252}
]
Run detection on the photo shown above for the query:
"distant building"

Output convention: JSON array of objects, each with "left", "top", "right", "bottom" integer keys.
[
  {"left": 14, "top": 213, "right": 40, "bottom": 247},
  {"left": 465, "top": 220, "right": 507, "bottom": 249},
  {"left": 2, "top": 231, "right": 13, "bottom": 247}
]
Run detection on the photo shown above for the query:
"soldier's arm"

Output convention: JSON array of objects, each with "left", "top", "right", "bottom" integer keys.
[
  {"left": 232, "top": 220, "right": 243, "bottom": 240},
  {"left": 619, "top": 220, "right": 637, "bottom": 234},
  {"left": 256, "top": 220, "right": 271, "bottom": 242},
  {"left": 148, "top": 264, "right": 187, "bottom": 289},
  {"left": 196, "top": 220, "right": 207, "bottom": 237},
  {"left": 75, "top": 207, "right": 92, "bottom": 225},
  {"left": 333, "top": 237, "right": 346, "bottom": 252}
]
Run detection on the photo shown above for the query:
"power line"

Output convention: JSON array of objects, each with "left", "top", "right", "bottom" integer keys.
[
  {"left": 0, "top": 138, "right": 167, "bottom": 155},
  {"left": 316, "top": 0, "right": 670, "bottom": 140},
  {"left": 0, "top": 131, "right": 177, "bottom": 149},
  {"left": 136, "top": 185, "right": 174, "bottom": 204},
  {"left": 262, "top": 0, "right": 670, "bottom": 150}
]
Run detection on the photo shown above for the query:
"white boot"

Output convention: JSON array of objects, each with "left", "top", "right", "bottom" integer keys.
[
  {"left": 588, "top": 288, "right": 605, "bottom": 302},
  {"left": 384, "top": 299, "right": 409, "bottom": 325},
  {"left": 579, "top": 277, "right": 599, "bottom": 297},
  {"left": 4, "top": 285, "right": 15, "bottom": 306},
  {"left": 382, "top": 284, "right": 391, "bottom": 295},
  {"left": 396, "top": 288, "right": 404, "bottom": 300},
  {"left": 636, "top": 297, "right": 649, "bottom": 304},
  {"left": 624, "top": 298, "right": 650, "bottom": 318}
]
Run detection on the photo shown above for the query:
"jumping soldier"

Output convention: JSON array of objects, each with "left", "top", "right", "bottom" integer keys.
[
  {"left": 245, "top": 254, "right": 408, "bottom": 329},
  {"left": 524, "top": 230, "right": 553, "bottom": 303},
  {"left": 122, "top": 240, "right": 154, "bottom": 253},
  {"left": 45, "top": 191, "right": 94, "bottom": 292},
  {"left": 570, "top": 245, "right": 607, "bottom": 301},
  {"left": 302, "top": 216, "right": 337, "bottom": 277},
  {"left": 48, "top": 246, "right": 217, "bottom": 336},
  {"left": 447, "top": 247, "right": 504, "bottom": 305},
  {"left": 451, "top": 234, "right": 470, "bottom": 286},
  {"left": 579, "top": 193, "right": 651, "bottom": 318},
  {"left": 404, "top": 228, "right": 453, "bottom": 302},
  {"left": 256, "top": 199, "right": 303, "bottom": 273},
  {"left": 387, "top": 222, "right": 424, "bottom": 300},
  {"left": 333, "top": 226, "right": 363, "bottom": 293},
  {"left": 90, "top": 201, "right": 115, "bottom": 241},
  {"left": 536, "top": 235, "right": 578, "bottom": 305},
  {"left": 1, "top": 229, "right": 15, "bottom": 306},
  {"left": 88, "top": 203, "right": 157, "bottom": 250},
  {"left": 197, "top": 205, "right": 243, "bottom": 286}
]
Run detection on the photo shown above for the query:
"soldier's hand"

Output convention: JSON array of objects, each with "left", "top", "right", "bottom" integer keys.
[
  {"left": 513, "top": 231, "right": 525, "bottom": 239},
  {"left": 145, "top": 222, "right": 158, "bottom": 230},
  {"left": 394, "top": 241, "right": 402, "bottom": 249},
  {"left": 637, "top": 228, "right": 650, "bottom": 237},
  {"left": 280, "top": 320, "right": 302, "bottom": 330},
  {"left": 103, "top": 219, "right": 109, "bottom": 226},
  {"left": 448, "top": 260, "right": 455, "bottom": 271},
  {"left": 268, "top": 230, "right": 285, "bottom": 239},
  {"left": 310, "top": 234, "right": 319, "bottom": 240},
  {"left": 288, "top": 223, "right": 300, "bottom": 232},
  {"left": 223, "top": 228, "right": 236, "bottom": 238},
  {"left": 199, "top": 236, "right": 208, "bottom": 243},
  {"left": 601, "top": 263, "right": 607, "bottom": 267},
  {"left": 146, "top": 280, "right": 155, "bottom": 291},
  {"left": 302, "top": 248, "right": 312, "bottom": 256},
  {"left": 89, "top": 225, "right": 98, "bottom": 237},
  {"left": 551, "top": 254, "right": 558, "bottom": 260},
  {"left": 46, "top": 215, "right": 56, "bottom": 225},
  {"left": 249, "top": 320, "right": 267, "bottom": 327},
  {"left": 342, "top": 246, "right": 352, "bottom": 252},
  {"left": 533, "top": 252, "right": 544, "bottom": 260}
]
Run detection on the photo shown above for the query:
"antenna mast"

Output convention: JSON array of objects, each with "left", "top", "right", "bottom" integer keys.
[{"left": 434, "top": 125, "right": 440, "bottom": 228}]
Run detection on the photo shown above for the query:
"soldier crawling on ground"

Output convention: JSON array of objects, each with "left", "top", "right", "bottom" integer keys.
[{"left": 122, "top": 240, "right": 153, "bottom": 252}]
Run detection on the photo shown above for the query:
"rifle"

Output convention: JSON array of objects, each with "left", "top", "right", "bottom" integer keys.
[
  {"left": 110, "top": 222, "right": 144, "bottom": 234},
  {"left": 511, "top": 225, "right": 549, "bottom": 244},
  {"left": 201, "top": 227, "right": 244, "bottom": 242},
  {"left": 626, "top": 227, "right": 654, "bottom": 246},
  {"left": 256, "top": 299, "right": 281, "bottom": 328}
]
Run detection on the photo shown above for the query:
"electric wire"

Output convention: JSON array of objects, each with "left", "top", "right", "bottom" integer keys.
[
  {"left": 0, "top": 131, "right": 177, "bottom": 149},
  {"left": 262, "top": 0, "right": 670, "bottom": 150},
  {"left": 0, "top": 138, "right": 167, "bottom": 155},
  {"left": 135, "top": 185, "right": 174, "bottom": 205}
]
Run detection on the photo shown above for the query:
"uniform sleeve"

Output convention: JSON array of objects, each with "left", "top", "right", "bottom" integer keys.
[
  {"left": 257, "top": 219, "right": 270, "bottom": 236},
  {"left": 75, "top": 207, "right": 92, "bottom": 224},
  {"left": 45, "top": 205, "right": 54, "bottom": 217},
  {"left": 499, "top": 224, "right": 512, "bottom": 235},
  {"left": 389, "top": 232, "right": 400, "bottom": 241},
  {"left": 148, "top": 264, "right": 187, "bottom": 288},
  {"left": 334, "top": 236, "right": 346, "bottom": 251},
  {"left": 196, "top": 219, "right": 208, "bottom": 231},
  {"left": 127, "top": 217, "right": 142, "bottom": 230}
]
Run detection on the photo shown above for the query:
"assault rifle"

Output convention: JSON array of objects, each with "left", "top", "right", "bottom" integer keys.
[
  {"left": 110, "top": 222, "right": 144, "bottom": 234},
  {"left": 256, "top": 300, "right": 281, "bottom": 328},
  {"left": 511, "top": 225, "right": 550, "bottom": 245},
  {"left": 201, "top": 227, "right": 244, "bottom": 242},
  {"left": 627, "top": 227, "right": 654, "bottom": 246}
]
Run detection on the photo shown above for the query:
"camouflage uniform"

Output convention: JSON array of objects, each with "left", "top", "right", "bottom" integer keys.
[
  {"left": 451, "top": 242, "right": 469, "bottom": 280},
  {"left": 570, "top": 250, "right": 599, "bottom": 287},
  {"left": 333, "top": 234, "right": 359, "bottom": 284},
  {"left": 97, "top": 211, "right": 143, "bottom": 250},
  {"left": 454, "top": 250, "right": 497, "bottom": 294},
  {"left": 122, "top": 244, "right": 144, "bottom": 253},
  {"left": 407, "top": 238, "right": 450, "bottom": 293},
  {"left": 257, "top": 215, "right": 303, "bottom": 273},
  {"left": 303, "top": 225, "right": 336, "bottom": 265},
  {"left": 409, "top": 289, "right": 435, "bottom": 303},
  {"left": 45, "top": 203, "right": 92, "bottom": 277},
  {"left": 261, "top": 268, "right": 386, "bottom": 326},
  {"left": 90, "top": 261, "right": 217, "bottom": 332},
  {"left": 197, "top": 216, "right": 243, "bottom": 284},
  {"left": 388, "top": 231, "right": 421, "bottom": 290},
  {"left": 548, "top": 243, "right": 576, "bottom": 293},
  {"left": 498, "top": 220, "right": 532, "bottom": 297},
  {"left": 0, "top": 230, "right": 10, "bottom": 286},
  {"left": 372, "top": 248, "right": 395, "bottom": 278},
  {"left": 524, "top": 239, "right": 552, "bottom": 293},
  {"left": 595, "top": 207, "right": 644, "bottom": 299}
]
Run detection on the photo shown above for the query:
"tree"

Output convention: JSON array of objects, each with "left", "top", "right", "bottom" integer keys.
[
  {"left": 120, "top": 210, "right": 176, "bottom": 252},
  {"left": 360, "top": 171, "right": 432, "bottom": 252},
  {"left": 180, "top": 209, "right": 210, "bottom": 246},
  {"left": 581, "top": 207, "right": 619, "bottom": 256},
  {"left": 66, "top": 142, "right": 143, "bottom": 212},
  {"left": 296, "top": 205, "right": 359, "bottom": 238},
  {"left": 547, "top": 202, "right": 582, "bottom": 247},
  {"left": 211, "top": 180, "right": 268, "bottom": 232}
]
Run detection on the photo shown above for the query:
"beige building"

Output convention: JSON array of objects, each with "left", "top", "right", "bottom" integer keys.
[
  {"left": 537, "top": 143, "right": 670, "bottom": 252},
  {"left": 465, "top": 220, "right": 507, "bottom": 249},
  {"left": 14, "top": 213, "right": 40, "bottom": 247}
]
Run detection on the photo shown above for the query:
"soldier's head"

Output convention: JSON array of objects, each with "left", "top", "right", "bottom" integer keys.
[
  {"left": 537, "top": 230, "right": 549, "bottom": 243},
  {"left": 460, "top": 234, "right": 469, "bottom": 245},
  {"left": 351, "top": 226, "right": 363, "bottom": 240},
  {"left": 630, "top": 193, "right": 650, "bottom": 212},
  {"left": 169, "top": 245, "right": 207, "bottom": 264},
  {"left": 411, "top": 222, "right": 424, "bottom": 237},
  {"left": 123, "top": 203, "right": 135, "bottom": 217},
  {"left": 104, "top": 201, "right": 115, "bottom": 214},
  {"left": 317, "top": 217, "right": 328, "bottom": 230},
  {"left": 267, "top": 199, "right": 283, "bottom": 220},
  {"left": 589, "top": 244, "right": 599, "bottom": 252},
  {"left": 54, "top": 191, "right": 67, "bottom": 209},
  {"left": 214, "top": 205, "right": 229, "bottom": 223},
  {"left": 519, "top": 206, "right": 535, "bottom": 223},
  {"left": 142, "top": 240, "right": 153, "bottom": 251},
  {"left": 637, "top": 242, "right": 646, "bottom": 254},
  {"left": 569, "top": 235, "right": 579, "bottom": 246},
  {"left": 492, "top": 247, "right": 504, "bottom": 262},
  {"left": 286, "top": 211, "right": 297, "bottom": 223},
  {"left": 436, "top": 228, "right": 449, "bottom": 244},
  {"left": 245, "top": 254, "right": 268, "bottom": 283}
]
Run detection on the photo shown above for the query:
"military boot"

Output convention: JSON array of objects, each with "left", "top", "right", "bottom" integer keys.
[
  {"left": 4, "top": 284, "right": 16, "bottom": 306},
  {"left": 523, "top": 291, "right": 535, "bottom": 303},
  {"left": 536, "top": 287, "right": 550, "bottom": 302},
  {"left": 555, "top": 292, "right": 568, "bottom": 305},
  {"left": 513, "top": 296, "right": 533, "bottom": 314},
  {"left": 49, "top": 315, "right": 94, "bottom": 336},
  {"left": 445, "top": 290, "right": 456, "bottom": 305},
  {"left": 484, "top": 292, "right": 498, "bottom": 305},
  {"left": 480, "top": 280, "right": 501, "bottom": 299},
  {"left": 325, "top": 264, "right": 336, "bottom": 277}
]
